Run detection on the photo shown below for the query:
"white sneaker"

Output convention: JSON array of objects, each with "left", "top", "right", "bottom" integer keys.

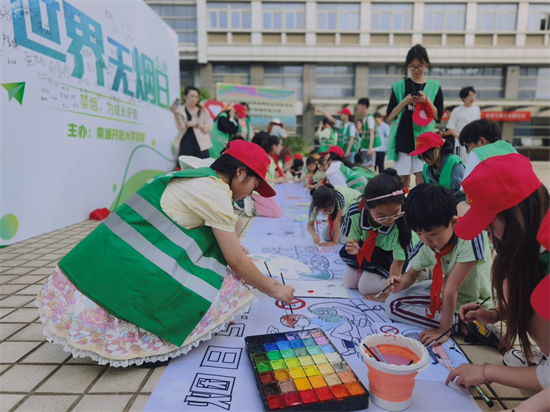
[
  {"left": 243, "top": 196, "right": 256, "bottom": 217},
  {"left": 503, "top": 349, "right": 548, "bottom": 367}
]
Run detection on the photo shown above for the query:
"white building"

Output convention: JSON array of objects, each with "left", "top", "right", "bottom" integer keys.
[{"left": 146, "top": 0, "right": 550, "bottom": 152}]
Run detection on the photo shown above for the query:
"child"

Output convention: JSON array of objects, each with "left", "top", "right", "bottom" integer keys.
[
  {"left": 300, "top": 156, "right": 325, "bottom": 188},
  {"left": 408, "top": 132, "right": 465, "bottom": 203},
  {"left": 446, "top": 154, "right": 549, "bottom": 395},
  {"left": 341, "top": 169, "right": 418, "bottom": 295},
  {"left": 323, "top": 146, "right": 368, "bottom": 191},
  {"left": 374, "top": 113, "right": 389, "bottom": 173},
  {"left": 317, "top": 118, "right": 338, "bottom": 152},
  {"left": 290, "top": 153, "right": 304, "bottom": 179},
  {"left": 36, "top": 140, "right": 294, "bottom": 367},
  {"left": 384, "top": 183, "right": 493, "bottom": 346},
  {"left": 317, "top": 107, "right": 357, "bottom": 162},
  {"left": 307, "top": 184, "right": 362, "bottom": 246},
  {"left": 356, "top": 98, "right": 379, "bottom": 170}
]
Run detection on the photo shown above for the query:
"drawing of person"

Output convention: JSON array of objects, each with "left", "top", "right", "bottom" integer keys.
[{"left": 280, "top": 314, "right": 311, "bottom": 330}]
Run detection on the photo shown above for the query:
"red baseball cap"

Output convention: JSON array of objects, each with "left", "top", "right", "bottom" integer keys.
[
  {"left": 233, "top": 104, "right": 247, "bottom": 118},
  {"left": 455, "top": 154, "right": 542, "bottom": 240},
  {"left": 320, "top": 145, "right": 344, "bottom": 158},
  {"left": 408, "top": 132, "right": 444, "bottom": 157},
  {"left": 532, "top": 211, "right": 550, "bottom": 321},
  {"left": 413, "top": 101, "right": 434, "bottom": 126},
  {"left": 224, "top": 140, "right": 276, "bottom": 197},
  {"left": 294, "top": 153, "right": 303, "bottom": 160},
  {"left": 338, "top": 107, "right": 352, "bottom": 116}
]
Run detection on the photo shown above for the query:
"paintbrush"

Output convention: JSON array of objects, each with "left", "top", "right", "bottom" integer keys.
[
  {"left": 279, "top": 273, "right": 294, "bottom": 316},
  {"left": 428, "top": 296, "right": 491, "bottom": 347},
  {"left": 264, "top": 262, "right": 273, "bottom": 278},
  {"left": 372, "top": 345, "right": 387, "bottom": 363},
  {"left": 362, "top": 343, "right": 381, "bottom": 362},
  {"left": 374, "top": 272, "right": 407, "bottom": 299}
]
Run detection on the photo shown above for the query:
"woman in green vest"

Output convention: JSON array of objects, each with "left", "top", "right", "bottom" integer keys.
[
  {"left": 237, "top": 102, "right": 254, "bottom": 141},
  {"left": 386, "top": 45, "right": 444, "bottom": 189},
  {"left": 35, "top": 140, "right": 295, "bottom": 367},
  {"left": 209, "top": 104, "right": 247, "bottom": 159},
  {"left": 408, "top": 132, "right": 466, "bottom": 203},
  {"left": 316, "top": 118, "right": 338, "bottom": 152}
]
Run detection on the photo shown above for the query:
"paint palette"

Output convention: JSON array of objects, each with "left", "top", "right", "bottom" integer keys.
[{"left": 245, "top": 329, "right": 369, "bottom": 411}]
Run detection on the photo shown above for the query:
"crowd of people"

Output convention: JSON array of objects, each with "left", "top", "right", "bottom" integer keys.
[{"left": 34, "top": 43, "right": 548, "bottom": 411}]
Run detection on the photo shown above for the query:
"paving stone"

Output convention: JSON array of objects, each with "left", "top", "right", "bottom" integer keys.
[
  {"left": 15, "top": 285, "right": 44, "bottom": 295},
  {"left": 140, "top": 366, "right": 167, "bottom": 393},
  {"left": 0, "top": 308, "right": 16, "bottom": 319},
  {"left": 1, "top": 308, "right": 39, "bottom": 323},
  {"left": 8, "top": 323, "right": 46, "bottom": 341},
  {"left": 29, "top": 267, "right": 55, "bottom": 275},
  {"left": 17, "top": 253, "right": 49, "bottom": 260},
  {"left": 15, "top": 395, "right": 78, "bottom": 412},
  {"left": 36, "top": 365, "right": 104, "bottom": 393},
  {"left": 38, "top": 253, "right": 66, "bottom": 261},
  {"left": 72, "top": 395, "right": 132, "bottom": 412},
  {"left": 0, "top": 267, "right": 35, "bottom": 276},
  {"left": 128, "top": 394, "right": 150, "bottom": 412},
  {"left": 475, "top": 398, "right": 505, "bottom": 411},
  {"left": 0, "top": 259, "right": 30, "bottom": 267},
  {"left": 19, "top": 260, "right": 56, "bottom": 268},
  {"left": 67, "top": 356, "right": 102, "bottom": 365},
  {"left": 0, "top": 276, "right": 19, "bottom": 285},
  {"left": 8, "top": 275, "right": 47, "bottom": 285},
  {"left": 0, "top": 341, "right": 41, "bottom": 363},
  {"left": 0, "top": 285, "right": 26, "bottom": 295},
  {"left": 0, "top": 323, "right": 26, "bottom": 340},
  {"left": 0, "top": 253, "right": 23, "bottom": 260},
  {"left": 22, "top": 343, "right": 71, "bottom": 364},
  {"left": 0, "top": 365, "right": 56, "bottom": 391},
  {"left": 500, "top": 399, "right": 523, "bottom": 409},
  {"left": 89, "top": 367, "right": 149, "bottom": 393},
  {"left": 0, "top": 394, "right": 25, "bottom": 412}
]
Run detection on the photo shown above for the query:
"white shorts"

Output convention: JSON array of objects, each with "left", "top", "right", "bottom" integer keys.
[{"left": 394, "top": 152, "right": 424, "bottom": 176}]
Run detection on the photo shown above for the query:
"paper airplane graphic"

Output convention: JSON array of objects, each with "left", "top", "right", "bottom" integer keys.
[{"left": 1, "top": 82, "right": 26, "bottom": 104}]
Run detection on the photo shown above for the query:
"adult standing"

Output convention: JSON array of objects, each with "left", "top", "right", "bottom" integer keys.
[
  {"left": 374, "top": 113, "right": 390, "bottom": 173},
  {"left": 386, "top": 44, "right": 444, "bottom": 189},
  {"left": 210, "top": 104, "right": 247, "bottom": 159},
  {"left": 171, "top": 86, "right": 213, "bottom": 163},
  {"left": 443, "top": 86, "right": 480, "bottom": 163},
  {"left": 356, "top": 98, "right": 379, "bottom": 169},
  {"left": 238, "top": 102, "right": 255, "bottom": 141},
  {"left": 268, "top": 118, "right": 287, "bottom": 140}
]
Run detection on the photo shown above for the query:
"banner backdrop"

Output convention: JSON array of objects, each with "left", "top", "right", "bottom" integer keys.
[
  {"left": 216, "top": 84, "right": 297, "bottom": 133},
  {"left": 0, "top": 0, "right": 179, "bottom": 245}
]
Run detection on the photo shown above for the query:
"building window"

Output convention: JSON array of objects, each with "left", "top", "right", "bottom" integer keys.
[
  {"left": 264, "top": 65, "right": 303, "bottom": 100},
  {"left": 180, "top": 64, "right": 196, "bottom": 89},
  {"left": 208, "top": 2, "right": 251, "bottom": 30},
  {"left": 213, "top": 64, "right": 251, "bottom": 85},
  {"left": 514, "top": 118, "right": 550, "bottom": 148},
  {"left": 148, "top": 4, "right": 197, "bottom": 44},
  {"left": 263, "top": 3, "right": 305, "bottom": 30},
  {"left": 371, "top": 3, "right": 413, "bottom": 31},
  {"left": 519, "top": 67, "right": 550, "bottom": 100},
  {"left": 424, "top": 4, "right": 466, "bottom": 31},
  {"left": 476, "top": 4, "right": 518, "bottom": 31},
  {"left": 427, "top": 67, "right": 505, "bottom": 99},
  {"left": 316, "top": 65, "right": 354, "bottom": 98},
  {"left": 317, "top": 4, "right": 360, "bottom": 31},
  {"left": 527, "top": 4, "right": 550, "bottom": 31},
  {"left": 368, "top": 65, "right": 405, "bottom": 99}
]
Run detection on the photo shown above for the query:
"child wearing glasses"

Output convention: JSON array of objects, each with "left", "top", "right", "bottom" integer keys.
[
  {"left": 408, "top": 132, "right": 466, "bottom": 203},
  {"left": 384, "top": 184, "right": 493, "bottom": 346},
  {"left": 340, "top": 169, "right": 418, "bottom": 295}
]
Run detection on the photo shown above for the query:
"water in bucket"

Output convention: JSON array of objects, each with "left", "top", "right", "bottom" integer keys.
[{"left": 361, "top": 334, "right": 429, "bottom": 411}]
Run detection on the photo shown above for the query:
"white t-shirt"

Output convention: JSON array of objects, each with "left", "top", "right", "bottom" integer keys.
[
  {"left": 447, "top": 105, "right": 481, "bottom": 146},
  {"left": 462, "top": 151, "right": 481, "bottom": 184},
  {"left": 537, "top": 364, "right": 550, "bottom": 389},
  {"left": 325, "top": 161, "right": 347, "bottom": 187},
  {"left": 376, "top": 122, "right": 390, "bottom": 152}
]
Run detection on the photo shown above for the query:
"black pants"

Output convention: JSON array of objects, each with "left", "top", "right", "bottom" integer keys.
[
  {"left": 375, "top": 151, "right": 386, "bottom": 173},
  {"left": 339, "top": 245, "right": 393, "bottom": 278},
  {"left": 177, "top": 130, "right": 209, "bottom": 167}
]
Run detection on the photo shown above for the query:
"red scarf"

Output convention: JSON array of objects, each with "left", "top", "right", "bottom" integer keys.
[
  {"left": 427, "top": 243, "right": 456, "bottom": 319},
  {"left": 270, "top": 153, "right": 284, "bottom": 177},
  {"left": 356, "top": 230, "right": 379, "bottom": 277},
  {"left": 328, "top": 215, "right": 334, "bottom": 241}
]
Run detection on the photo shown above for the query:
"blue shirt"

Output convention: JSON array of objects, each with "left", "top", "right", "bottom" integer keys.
[{"left": 377, "top": 123, "right": 390, "bottom": 152}]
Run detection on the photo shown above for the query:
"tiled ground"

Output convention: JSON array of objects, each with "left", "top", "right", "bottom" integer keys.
[{"left": 0, "top": 162, "right": 547, "bottom": 412}]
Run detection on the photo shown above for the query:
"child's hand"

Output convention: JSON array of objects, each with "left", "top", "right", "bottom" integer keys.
[
  {"left": 445, "top": 363, "right": 485, "bottom": 388},
  {"left": 312, "top": 234, "right": 321, "bottom": 244},
  {"left": 320, "top": 241, "right": 338, "bottom": 247},
  {"left": 271, "top": 284, "right": 295, "bottom": 305},
  {"left": 459, "top": 303, "right": 496, "bottom": 325},
  {"left": 345, "top": 240, "right": 360, "bottom": 255},
  {"left": 385, "top": 275, "right": 404, "bottom": 293},
  {"left": 419, "top": 328, "right": 447, "bottom": 346}
]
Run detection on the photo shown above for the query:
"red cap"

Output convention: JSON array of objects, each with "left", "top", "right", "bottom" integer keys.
[
  {"left": 321, "top": 145, "right": 344, "bottom": 158},
  {"left": 233, "top": 104, "right": 247, "bottom": 118},
  {"left": 413, "top": 101, "right": 434, "bottom": 126},
  {"left": 224, "top": 140, "right": 276, "bottom": 198},
  {"left": 294, "top": 153, "right": 302, "bottom": 160},
  {"left": 455, "top": 154, "right": 542, "bottom": 240},
  {"left": 338, "top": 107, "right": 352, "bottom": 116},
  {"left": 408, "top": 132, "right": 444, "bottom": 157},
  {"left": 532, "top": 211, "right": 550, "bottom": 321}
]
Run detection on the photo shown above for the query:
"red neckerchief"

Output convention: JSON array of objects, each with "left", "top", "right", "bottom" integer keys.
[
  {"left": 269, "top": 153, "right": 284, "bottom": 177},
  {"left": 355, "top": 200, "right": 378, "bottom": 276},
  {"left": 328, "top": 215, "right": 334, "bottom": 241},
  {"left": 427, "top": 243, "right": 456, "bottom": 319}
]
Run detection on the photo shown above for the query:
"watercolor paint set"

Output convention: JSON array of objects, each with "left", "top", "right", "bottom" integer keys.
[{"left": 244, "top": 329, "right": 369, "bottom": 411}]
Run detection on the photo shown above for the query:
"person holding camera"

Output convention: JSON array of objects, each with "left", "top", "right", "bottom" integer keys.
[
  {"left": 386, "top": 45, "right": 444, "bottom": 189},
  {"left": 171, "top": 86, "right": 213, "bottom": 163}
]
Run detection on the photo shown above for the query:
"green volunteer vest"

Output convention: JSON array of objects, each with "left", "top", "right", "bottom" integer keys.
[
  {"left": 361, "top": 114, "right": 381, "bottom": 150},
  {"left": 387, "top": 79, "right": 441, "bottom": 161},
  {"left": 471, "top": 140, "right": 517, "bottom": 162},
  {"left": 210, "top": 112, "right": 231, "bottom": 159},
  {"left": 422, "top": 154, "right": 464, "bottom": 190},
  {"left": 354, "top": 166, "right": 377, "bottom": 181},
  {"left": 340, "top": 163, "right": 367, "bottom": 191},
  {"left": 338, "top": 123, "right": 354, "bottom": 153},
  {"left": 319, "top": 129, "right": 338, "bottom": 152},
  {"left": 59, "top": 168, "right": 228, "bottom": 346}
]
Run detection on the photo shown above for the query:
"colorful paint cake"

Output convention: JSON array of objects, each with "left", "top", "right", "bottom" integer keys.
[{"left": 245, "top": 329, "right": 369, "bottom": 411}]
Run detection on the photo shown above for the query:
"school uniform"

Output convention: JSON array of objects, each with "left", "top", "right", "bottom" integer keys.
[
  {"left": 337, "top": 122, "right": 357, "bottom": 161},
  {"left": 385, "top": 232, "right": 493, "bottom": 329},
  {"left": 423, "top": 154, "right": 466, "bottom": 203},
  {"left": 306, "top": 168, "right": 325, "bottom": 187},
  {"left": 463, "top": 140, "right": 518, "bottom": 183}
]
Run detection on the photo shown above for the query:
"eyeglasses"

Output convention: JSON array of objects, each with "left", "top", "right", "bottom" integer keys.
[
  {"left": 373, "top": 211, "right": 405, "bottom": 223},
  {"left": 408, "top": 65, "right": 426, "bottom": 71}
]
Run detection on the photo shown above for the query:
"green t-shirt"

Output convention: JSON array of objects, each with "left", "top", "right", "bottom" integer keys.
[
  {"left": 309, "top": 186, "right": 361, "bottom": 222},
  {"left": 307, "top": 168, "right": 325, "bottom": 185},
  {"left": 410, "top": 232, "right": 493, "bottom": 312},
  {"left": 342, "top": 202, "right": 419, "bottom": 261}
]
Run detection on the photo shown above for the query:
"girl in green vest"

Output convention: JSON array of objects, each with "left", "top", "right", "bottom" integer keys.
[
  {"left": 317, "top": 108, "right": 357, "bottom": 162},
  {"left": 324, "top": 146, "right": 374, "bottom": 192},
  {"left": 408, "top": 132, "right": 466, "bottom": 203},
  {"left": 316, "top": 118, "right": 338, "bottom": 152},
  {"left": 307, "top": 184, "right": 362, "bottom": 246},
  {"left": 35, "top": 140, "right": 295, "bottom": 367},
  {"left": 300, "top": 156, "right": 325, "bottom": 189},
  {"left": 209, "top": 104, "right": 247, "bottom": 159},
  {"left": 386, "top": 45, "right": 444, "bottom": 189},
  {"left": 341, "top": 169, "right": 417, "bottom": 296}
]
